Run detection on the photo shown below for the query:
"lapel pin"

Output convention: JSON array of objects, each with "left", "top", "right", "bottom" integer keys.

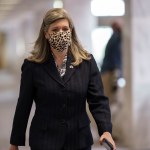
[{"left": 69, "top": 65, "right": 74, "bottom": 68}]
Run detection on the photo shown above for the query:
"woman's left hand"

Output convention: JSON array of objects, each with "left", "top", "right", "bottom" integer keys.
[{"left": 99, "top": 132, "right": 116, "bottom": 150}]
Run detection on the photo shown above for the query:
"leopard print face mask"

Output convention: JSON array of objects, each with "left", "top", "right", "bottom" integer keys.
[{"left": 48, "top": 31, "right": 71, "bottom": 52}]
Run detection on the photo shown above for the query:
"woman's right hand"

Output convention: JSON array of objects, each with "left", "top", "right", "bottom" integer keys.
[{"left": 9, "top": 145, "right": 19, "bottom": 150}]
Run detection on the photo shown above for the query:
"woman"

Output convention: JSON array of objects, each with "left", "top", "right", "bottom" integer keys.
[{"left": 9, "top": 8, "right": 116, "bottom": 150}]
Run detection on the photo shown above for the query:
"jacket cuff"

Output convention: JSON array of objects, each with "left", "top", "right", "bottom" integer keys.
[
  {"left": 10, "top": 135, "right": 25, "bottom": 146},
  {"left": 97, "top": 122, "right": 112, "bottom": 136}
]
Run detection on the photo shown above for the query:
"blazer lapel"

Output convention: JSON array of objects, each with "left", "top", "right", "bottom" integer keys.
[
  {"left": 43, "top": 52, "right": 65, "bottom": 87},
  {"left": 63, "top": 52, "right": 76, "bottom": 85}
]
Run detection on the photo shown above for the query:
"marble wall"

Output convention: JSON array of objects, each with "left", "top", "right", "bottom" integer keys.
[
  {"left": 123, "top": 0, "right": 150, "bottom": 149},
  {"left": 132, "top": 0, "right": 150, "bottom": 149}
]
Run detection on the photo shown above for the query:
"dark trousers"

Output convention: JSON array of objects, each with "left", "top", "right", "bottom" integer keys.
[{"left": 31, "top": 146, "right": 91, "bottom": 150}]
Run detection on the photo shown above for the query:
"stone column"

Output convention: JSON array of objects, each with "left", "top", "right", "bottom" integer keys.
[{"left": 123, "top": 0, "right": 150, "bottom": 149}]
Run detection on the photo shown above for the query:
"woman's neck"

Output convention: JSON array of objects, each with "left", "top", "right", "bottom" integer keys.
[{"left": 51, "top": 49, "right": 68, "bottom": 67}]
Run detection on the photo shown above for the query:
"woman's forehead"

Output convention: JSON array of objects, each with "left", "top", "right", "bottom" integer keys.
[{"left": 49, "top": 19, "right": 69, "bottom": 28}]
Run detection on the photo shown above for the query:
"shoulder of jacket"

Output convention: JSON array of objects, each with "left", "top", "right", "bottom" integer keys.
[
  {"left": 21, "top": 59, "right": 35, "bottom": 71},
  {"left": 89, "top": 53, "right": 94, "bottom": 59},
  {"left": 24, "top": 58, "right": 36, "bottom": 65},
  {"left": 88, "top": 53, "right": 95, "bottom": 63}
]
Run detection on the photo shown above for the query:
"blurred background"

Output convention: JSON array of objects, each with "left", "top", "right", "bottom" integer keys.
[{"left": 0, "top": 0, "right": 150, "bottom": 150}]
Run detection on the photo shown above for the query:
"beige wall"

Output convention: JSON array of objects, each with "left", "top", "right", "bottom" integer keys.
[{"left": 0, "top": 33, "right": 7, "bottom": 68}]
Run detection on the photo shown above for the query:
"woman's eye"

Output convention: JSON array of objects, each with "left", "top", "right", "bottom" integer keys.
[
  {"left": 62, "top": 28, "right": 69, "bottom": 31},
  {"left": 52, "top": 28, "right": 59, "bottom": 32},
  {"left": 51, "top": 27, "right": 69, "bottom": 32}
]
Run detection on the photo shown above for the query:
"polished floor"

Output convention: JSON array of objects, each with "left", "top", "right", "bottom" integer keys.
[{"left": 1, "top": 146, "right": 128, "bottom": 150}]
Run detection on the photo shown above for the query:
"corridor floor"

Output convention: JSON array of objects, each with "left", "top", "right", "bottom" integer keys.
[{"left": 1, "top": 146, "right": 128, "bottom": 150}]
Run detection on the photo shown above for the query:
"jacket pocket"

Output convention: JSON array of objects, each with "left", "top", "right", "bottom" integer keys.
[{"left": 78, "top": 113, "right": 91, "bottom": 129}]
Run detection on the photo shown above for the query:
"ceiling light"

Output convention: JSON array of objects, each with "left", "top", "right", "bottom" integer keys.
[{"left": 53, "top": 0, "right": 63, "bottom": 8}]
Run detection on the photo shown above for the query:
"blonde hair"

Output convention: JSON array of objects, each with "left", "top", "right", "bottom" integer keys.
[{"left": 28, "top": 8, "right": 91, "bottom": 66}]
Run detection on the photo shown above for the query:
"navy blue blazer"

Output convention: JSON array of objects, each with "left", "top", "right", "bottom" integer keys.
[{"left": 10, "top": 52, "right": 112, "bottom": 150}]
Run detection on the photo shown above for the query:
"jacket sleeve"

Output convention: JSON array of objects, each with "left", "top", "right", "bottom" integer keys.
[
  {"left": 87, "top": 55, "right": 112, "bottom": 136},
  {"left": 10, "top": 59, "right": 34, "bottom": 145}
]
